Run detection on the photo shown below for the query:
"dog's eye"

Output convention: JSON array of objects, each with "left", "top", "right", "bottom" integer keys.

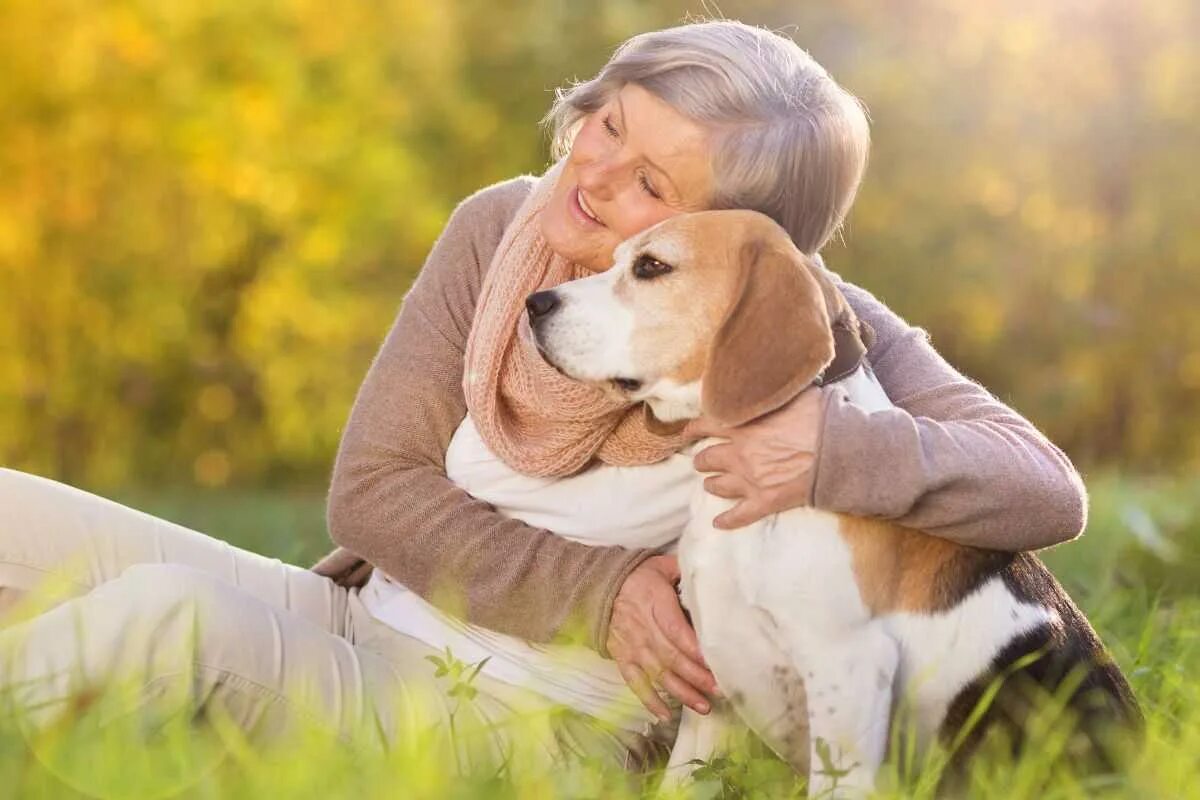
[
  {"left": 632, "top": 254, "right": 673, "bottom": 280},
  {"left": 612, "top": 377, "right": 643, "bottom": 393}
]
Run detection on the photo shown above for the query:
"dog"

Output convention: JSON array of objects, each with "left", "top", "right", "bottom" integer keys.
[{"left": 524, "top": 209, "right": 1141, "bottom": 796}]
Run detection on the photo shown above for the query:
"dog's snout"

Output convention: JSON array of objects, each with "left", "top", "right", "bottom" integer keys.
[{"left": 525, "top": 290, "right": 560, "bottom": 322}]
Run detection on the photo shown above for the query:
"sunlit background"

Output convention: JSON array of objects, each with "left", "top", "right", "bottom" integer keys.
[
  {"left": 1, "top": 0, "right": 1197, "bottom": 559},
  {"left": 2, "top": 4, "right": 1199, "bottom": 793}
]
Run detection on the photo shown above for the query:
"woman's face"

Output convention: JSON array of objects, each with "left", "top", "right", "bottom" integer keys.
[{"left": 540, "top": 82, "right": 715, "bottom": 273}]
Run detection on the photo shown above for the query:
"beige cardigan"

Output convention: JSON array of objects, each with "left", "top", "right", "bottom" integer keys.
[{"left": 310, "top": 175, "right": 1088, "bottom": 656}]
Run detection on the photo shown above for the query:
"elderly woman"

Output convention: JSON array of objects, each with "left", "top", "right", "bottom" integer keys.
[{"left": 0, "top": 19, "right": 1084, "bottom": 775}]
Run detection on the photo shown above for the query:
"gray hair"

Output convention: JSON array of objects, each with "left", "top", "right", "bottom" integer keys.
[{"left": 540, "top": 19, "right": 870, "bottom": 255}]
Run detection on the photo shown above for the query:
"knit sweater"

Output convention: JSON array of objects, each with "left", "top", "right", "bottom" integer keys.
[{"left": 310, "top": 174, "right": 1088, "bottom": 655}]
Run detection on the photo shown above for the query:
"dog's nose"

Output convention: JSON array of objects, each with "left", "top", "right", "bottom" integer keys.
[{"left": 525, "top": 290, "right": 560, "bottom": 321}]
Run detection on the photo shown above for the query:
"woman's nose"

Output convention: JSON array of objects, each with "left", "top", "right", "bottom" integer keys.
[
  {"left": 575, "top": 155, "right": 623, "bottom": 203},
  {"left": 576, "top": 169, "right": 613, "bottom": 203}
]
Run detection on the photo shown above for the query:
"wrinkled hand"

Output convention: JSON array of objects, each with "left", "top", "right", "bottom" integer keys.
[
  {"left": 685, "top": 385, "right": 828, "bottom": 530},
  {"left": 606, "top": 554, "right": 718, "bottom": 720}
]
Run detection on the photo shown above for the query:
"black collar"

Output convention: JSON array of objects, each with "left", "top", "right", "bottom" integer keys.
[{"left": 813, "top": 313, "right": 875, "bottom": 387}]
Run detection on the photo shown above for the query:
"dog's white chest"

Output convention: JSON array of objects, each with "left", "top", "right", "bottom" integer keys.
[
  {"left": 677, "top": 487, "right": 879, "bottom": 779},
  {"left": 680, "top": 495, "right": 870, "bottom": 638},
  {"left": 678, "top": 366, "right": 891, "bottom": 690}
]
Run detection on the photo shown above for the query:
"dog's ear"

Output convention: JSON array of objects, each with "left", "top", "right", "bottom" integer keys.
[
  {"left": 804, "top": 257, "right": 851, "bottom": 329},
  {"left": 802, "top": 254, "right": 875, "bottom": 349},
  {"left": 701, "top": 239, "right": 835, "bottom": 427}
]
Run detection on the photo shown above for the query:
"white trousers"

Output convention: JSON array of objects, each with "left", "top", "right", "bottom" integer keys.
[{"left": 0, "top": 468, "right": 660, "bottom": 774}]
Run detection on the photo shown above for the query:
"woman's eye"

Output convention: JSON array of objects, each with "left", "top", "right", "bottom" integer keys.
[
  {"left": 600, "top": 114, "right": 660, "bottom": 200},
  {"left": 632, "top": 254, "right": 673, "bottom": 280},
  {"left": 638, "top": 174, "right": 661, "bottom": 199}
]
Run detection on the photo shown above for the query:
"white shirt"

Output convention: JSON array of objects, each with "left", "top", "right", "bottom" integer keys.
[{"left": 358, "top": 414, "right": 695, "bottom": 731}]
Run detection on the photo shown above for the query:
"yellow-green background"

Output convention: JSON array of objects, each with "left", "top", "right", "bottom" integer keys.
[
  {"left": 2, "top": 4, "right": 1200, "bottom": 797},
  {"left": 2, "top": 0, "right": 1197, "bottom": 492}
]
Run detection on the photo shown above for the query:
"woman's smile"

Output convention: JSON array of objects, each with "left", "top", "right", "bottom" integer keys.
[
  {"left": 570, "top": 185, "right": 606, "bottom": 228},
  {"left": 573, "top": 185, "right": 609, "bottom": 226}
]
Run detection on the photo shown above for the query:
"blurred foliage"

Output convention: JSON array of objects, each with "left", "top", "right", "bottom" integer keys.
[{"left": 0, "top": 0, "right": 1197, "bottom": 489}]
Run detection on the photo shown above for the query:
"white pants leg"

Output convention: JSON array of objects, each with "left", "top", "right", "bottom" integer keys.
[{"left": 0, "top": 468, "right": 652, "bottom": 773}]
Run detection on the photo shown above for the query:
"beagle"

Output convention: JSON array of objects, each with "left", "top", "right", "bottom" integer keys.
[{"left": 525, "top": 209, "right": 1141, "bottom": 796}]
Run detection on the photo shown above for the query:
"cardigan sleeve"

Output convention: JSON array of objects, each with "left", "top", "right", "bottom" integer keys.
[
  {"left": 810, "top": 271, "right": 1088, "bottom": 551},
  {"left": 324, "top": 177, "right": 656, "bottom": 655}
]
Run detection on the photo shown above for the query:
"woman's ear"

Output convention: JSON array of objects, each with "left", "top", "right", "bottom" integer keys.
[{"left": 700, "top": 239, "right": 835, "bottom": 427}]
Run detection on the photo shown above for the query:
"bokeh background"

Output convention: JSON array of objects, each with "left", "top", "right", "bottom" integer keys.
[
  {"left": 3, "top": 5, "right": 1200, "bottom": 793},
  {"left": 1, "top": 0, "right": 1197, "bottom": 567}
]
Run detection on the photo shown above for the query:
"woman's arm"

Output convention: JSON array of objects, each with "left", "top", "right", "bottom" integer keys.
[
  {"left": 809, "top": 274, "right": 1088, "bottom": 551},
  {"left": 325, "top": 178, "right": 652, "bottom": 652}
]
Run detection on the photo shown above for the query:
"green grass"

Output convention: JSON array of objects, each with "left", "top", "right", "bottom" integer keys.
[{"left": 0, "top": 472, "right": 1197, "bottom": 799}]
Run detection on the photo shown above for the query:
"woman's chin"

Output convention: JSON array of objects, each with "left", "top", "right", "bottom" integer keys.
[{"left": 539, "top": 211, "right": 611, "bottom": 273}]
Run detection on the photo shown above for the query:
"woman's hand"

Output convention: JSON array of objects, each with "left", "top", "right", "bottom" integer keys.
[
  {"left": 607, "top": 554, "right": 718, "bottom": 720},
  {"left": 685, "top": 385, "right": 828, "bottom": 530}
]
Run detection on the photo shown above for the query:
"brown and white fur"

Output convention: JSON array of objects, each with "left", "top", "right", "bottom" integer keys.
[{"left": 525, "top": 209, "right": 1141, "bottom": 796}]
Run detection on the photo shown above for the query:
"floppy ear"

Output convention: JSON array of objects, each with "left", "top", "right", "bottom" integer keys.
[
  {"left": 802, "top": 256, "right": 875, "bottom": 346},
  {"left": 804, "top": 257, "right": 851, "bottom": 328},
  {"left": 701, "top": 239, "right": 835, "bottom": 427}
]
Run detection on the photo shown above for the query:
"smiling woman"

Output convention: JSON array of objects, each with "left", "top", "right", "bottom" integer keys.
[
  {"left": 0, "top": 16, "right": 1089, "bottom": 787},
  {"left": 316, "top": 13, "right": 1086, "bottom": 772}
]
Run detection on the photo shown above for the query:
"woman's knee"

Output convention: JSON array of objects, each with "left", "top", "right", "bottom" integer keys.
[
  {"left": 0, "top": 470, "right": 136, "bottom": 591},
  {"left": 0, "top": 471, "right": 235, "bottom": 592},
  {"left": 0, "top": 468, "right": 87, "bottom": 517},
  {"left": 0, "top": 469, "right": 97, "bottom": 599}
]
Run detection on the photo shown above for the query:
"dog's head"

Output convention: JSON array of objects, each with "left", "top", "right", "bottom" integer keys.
[{"left": 527, "top": 209, "right": 850, "bottom": 427}]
